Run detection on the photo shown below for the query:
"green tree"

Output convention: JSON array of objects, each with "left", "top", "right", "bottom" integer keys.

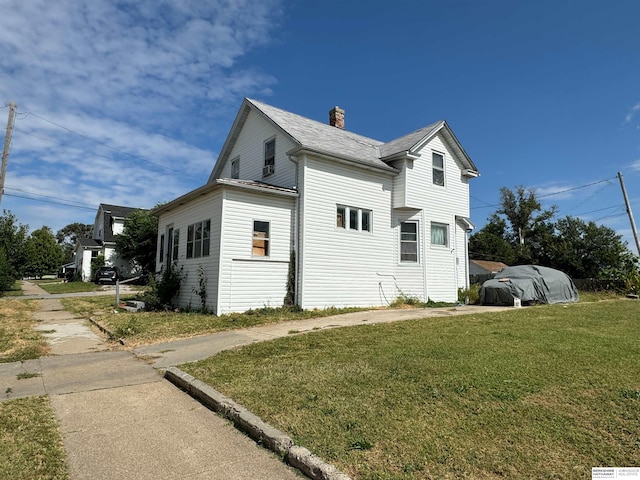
[
  {"left": 494, "top": 186, "right": 556, "bottom": 264},
  {"left": 115, "top": 209, "right": 158, "bottom": 275},
  {"left": 548, "top": 216, "right": 637, "bottom": 279},
  {"left": 0, "top": 210, "right": 29, "bottom": 285},
  {"left": 469, "top": 216, "right": 516, "bottom": 264},
  {"left": 56, "top": 222, "right": 93, "bottom": 264},
  {"left": 24, "top": 227, "right": 64, "bottom": 279}
]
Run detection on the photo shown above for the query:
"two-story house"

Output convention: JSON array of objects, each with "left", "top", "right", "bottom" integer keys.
[
  {"left": 154, "top": 98, "right": 479, "bottom": 314},
  {"left": 75, "top": 203, "right": 139, "bottom": 281}
]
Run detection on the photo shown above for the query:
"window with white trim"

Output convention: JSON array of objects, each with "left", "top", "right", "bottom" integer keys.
[
  {"left": 432, "top": 152, "right": 445, "bottom": 186},
  {"left": 166, "top": 227, "right": 179, "bottom": 262},
  {"left": 158, "top": 234, "right": 165, "bottom": 264},
  {"left": 263, "top": 138, "right": 275, "bottom": 176},
  {"left": 400, "top": 222, "right": 418, "bottom": 263},
  {"left": 336, "top": 205, "right": 372, "bottom": 232},
  {"left": 252, "top": 221, "right": 270, "bottom": 257},
  {"left": 431, "top": 222, "right": 448, "bottom": 247},
  {"left": 231, "top": 158, "right": 239, "bottom": 179},
  {"left": 187, "top": 220, "right": 211, "bottom": 259}
]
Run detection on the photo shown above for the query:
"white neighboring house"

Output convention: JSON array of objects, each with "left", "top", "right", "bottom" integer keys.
[
  {"left": 154, "top": 99, "right": 479, "bottom": 314},
  {"left": 75, "top": 204, "right": 139, "bottom": 281}
]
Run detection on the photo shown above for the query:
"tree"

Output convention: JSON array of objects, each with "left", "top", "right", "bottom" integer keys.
[
  {"left": 56, "top": 222, "right": 93, "bottom": 264},
  {"left": 115, "top": 209, "right": 158, "bottom": 276},
  {"left": 494, "top": 186, "right": 556, "bottom": 264},
  {"left": 0, "top": 210, "right": 29, "bottom": 285},
  {"left": 547, "top": 216, "right": 637, "bottom": 280},
  {"left": 24, "top": 227, "right": 64, "bottom": 279},
  {"left": 469, "top": 216, "right": 516, "bottom": 264}
]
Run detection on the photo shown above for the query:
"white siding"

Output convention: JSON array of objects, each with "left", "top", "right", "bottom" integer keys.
[
  {"left": 402, "top": 133, "right": 471, "bottom": 303},
  {"left": 156, "top": 191, "right": 223, "bottom": 312},
  {"left": 391, "top": 210, "right": 426, "bottom": 299},
  {"left": 298, "top": 155, "right": 397, "bottom": 309},
  {"left": 218, "top": 110, "right": 298, "bottom": 189},
  {"left": 218, "top": 189, "right": 295, "bottom": 314}
]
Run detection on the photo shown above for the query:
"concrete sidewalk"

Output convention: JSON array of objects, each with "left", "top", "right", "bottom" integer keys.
[{"left": 2, "top": 285, "right": 302, "bottom": 479}]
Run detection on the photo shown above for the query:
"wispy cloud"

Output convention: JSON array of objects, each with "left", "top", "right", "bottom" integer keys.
[
  {"left": 630, "top": 159, "right": 640, "bottom": 171},
  {"left": 625, "top": 102, "right": 640, "bottom": 124},
  {"left": 0, "top": 0, "right": 282, "bottom": 231}
]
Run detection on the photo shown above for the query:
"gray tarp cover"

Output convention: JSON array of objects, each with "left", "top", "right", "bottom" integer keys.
[{"left": 479, "top": 265, "right": 579, "bottom": 306}]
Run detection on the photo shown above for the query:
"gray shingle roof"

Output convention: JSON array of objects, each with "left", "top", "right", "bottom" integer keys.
[{"left": 378, "top": 122, "right": 443, "bottom": 159}]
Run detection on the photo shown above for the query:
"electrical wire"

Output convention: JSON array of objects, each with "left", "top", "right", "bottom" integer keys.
[
  {"left": 3, "top": 192, "right": 97, "bottom": 211},
  {"left": 3, "top": 187, "right": 96, "bottom": 209}
]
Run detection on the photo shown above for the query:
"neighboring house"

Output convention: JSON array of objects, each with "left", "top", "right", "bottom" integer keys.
[
  {"left": 74, "top": 204, "right": 139, "bottom": 281},
  {"left": 469, "top": 260, "right": 509, "bottom": 276},
  {"left": 154, "top": 98, "right": 479, "bottom": 315}
]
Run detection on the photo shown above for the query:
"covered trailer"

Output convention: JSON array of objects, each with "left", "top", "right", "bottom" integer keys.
[{"left": 479, "top": 265, "right": 579, "bottom": 306}]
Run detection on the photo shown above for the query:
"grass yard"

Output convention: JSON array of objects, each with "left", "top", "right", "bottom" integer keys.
[
  {"left": 181, "top": 299, "right": 640, "bottom": 479},
  {"left": 32, "top": 280, "right": 101, "bottom": 295},
  {"left": 61, "top": 295, "right": 365, "bottom": 346},
  {"left": 0, "top": 396, "right": 69, "bottom": 480},
  {"left": 0, "top": 281, "right": 24, "bottom": 297},
  {"left": 0, "top": 299, "right": 48, "bottom": 363}
]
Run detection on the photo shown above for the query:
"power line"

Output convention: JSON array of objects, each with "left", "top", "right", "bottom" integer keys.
[
  {"left": 3, "top": 191, "right": 97, "bottom": 211},
  {"left": 17, "top": 109, "right": 202, "bottom": 179},
  {"left": 4, "top": 186, "right": 96, "bottom": 209}
]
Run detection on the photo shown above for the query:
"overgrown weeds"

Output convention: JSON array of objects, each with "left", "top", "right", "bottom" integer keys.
[{"left": 0, "top": 299, "right": 48, "bottom": 363}]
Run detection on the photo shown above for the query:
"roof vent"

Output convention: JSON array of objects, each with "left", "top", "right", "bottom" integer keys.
[{"left": 329, "top": 106, "right": 345, "bottom": 129}]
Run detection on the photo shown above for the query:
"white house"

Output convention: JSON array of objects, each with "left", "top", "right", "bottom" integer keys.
[
  {"left": 154, "top": 99, "right": 479, "bottom": 314},
  {"left": 75, "top": 204, "right": 139, "bottom": 281}
]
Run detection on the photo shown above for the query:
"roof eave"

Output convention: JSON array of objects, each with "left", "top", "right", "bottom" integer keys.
[{"left": 288, "top": 146, "right": 399, "bottom": 174}]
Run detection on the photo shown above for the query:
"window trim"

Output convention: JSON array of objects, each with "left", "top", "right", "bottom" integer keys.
[
  {"left": 186, "top": 220, "right": 211, "bottom": 259},
  {"left": 430, "top": 222, "right": 449, "bottom": 247},
  {"left": 432, "top": 151, "right": 445, "bottom": 187},
  {"left": 336, "top": 205, "right": 372, "bottom": 233},
  {"left": 263, "top": 138, "right": 275, "bottom": 177},
  {"left": 252, "top": 220, "right": 270, "bottom": 257},
  {"left": 158, "top": 234, "right": 165, "bottom": 265},
  {"left": 230, "top": 157, "right": 239, "bottom": 179},
  {"left": 400, "top": 221, "right": 419, "bottom": 263}
]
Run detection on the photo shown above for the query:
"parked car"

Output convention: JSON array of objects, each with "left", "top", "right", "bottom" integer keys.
[{"left": 94, "top": 266, "right": 120, "bottom": 285}]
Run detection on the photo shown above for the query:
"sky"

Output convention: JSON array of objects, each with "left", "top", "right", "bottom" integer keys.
[{"left": 1, "top": 0, "right": 640, "bottom": 254}]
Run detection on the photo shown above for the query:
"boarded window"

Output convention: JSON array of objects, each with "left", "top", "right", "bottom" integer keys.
[{"left": 252, "top": 221, "right": 270, "bottom": 257}]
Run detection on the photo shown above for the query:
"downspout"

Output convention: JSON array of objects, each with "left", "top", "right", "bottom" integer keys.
[
  {"left": 216, "top": 190, "right": 227, "bottom": 316},
  {"left": 287, "top": 154, "right": 302, "bottom": 308},
  {"left": 422, "top": 210, "right": 428, "bottom": 302}
]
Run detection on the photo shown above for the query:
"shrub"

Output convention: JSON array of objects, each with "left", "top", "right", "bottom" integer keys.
[
  {"left": 143, "top": 263, "right": 183, "bottom": 311},
  {"left": 458, "top": 284, "right": 480, "bottom": 304}
]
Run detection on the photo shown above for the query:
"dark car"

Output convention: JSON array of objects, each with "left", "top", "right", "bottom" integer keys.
[{"left": 94, "top": 266, "right": 120, "bottom": 285}]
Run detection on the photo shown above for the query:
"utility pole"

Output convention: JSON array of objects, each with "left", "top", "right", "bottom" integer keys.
[
  {"left": 0, "top": 101, "right": 17, "bottom": 206},
  {"left": 617, "top": 171, "right": 640, "bottom": 255}
]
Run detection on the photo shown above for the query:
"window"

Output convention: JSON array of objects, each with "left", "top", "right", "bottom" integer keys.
[
  {"left": 431, "top": 223, "right": 448, "bottom": 247},
  {"left": 231, "top": 158, "right": 239, "bottom": 179},
  {"left": 159, "top": 234, "right": 165, "bottom": 264},
  {"left": 263, "top": 138, "right": 275, "bottom": 176},
  {"left": 172, "top": 228, "right": 180, "bottom": 261},
  {"left": 336, "top": 205, "right": 372, "bottom": 232},
  {"left": 187, "top": 220, "right": 211, "bottom": 259},
  {"left": 432, "top": 152, "right": 445, "bottom": 186},
  {"left": 400, "top": 222, "right": 418, "bottom": 263},
  {"left": 252, "top": 221, "right": 270, "bottom": 257}
]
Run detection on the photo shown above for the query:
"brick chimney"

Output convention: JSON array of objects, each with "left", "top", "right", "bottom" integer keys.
[{"left": 329, "top": 106, "right": 345, "bottom": 129}]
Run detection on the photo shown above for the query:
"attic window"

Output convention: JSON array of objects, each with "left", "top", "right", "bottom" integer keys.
[
  {"left": 432, "top": 152, "right": 445, "bottom": 186},
  {"left": 263, "top": 138, "right": 275, "bottom": 176},
  {"left": 231, "top": 158, "right": 239, "bottom": 179}
]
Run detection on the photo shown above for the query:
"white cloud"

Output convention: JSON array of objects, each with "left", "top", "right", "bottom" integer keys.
[
  {"left": 630, "top": 159, "right": 640, "bottom": 171},
  {"left": 0, "top": 0, "right": 282, "bottom": 233},
  {"left": 625, "top": 102, "right": 640, "bottom": 124}
]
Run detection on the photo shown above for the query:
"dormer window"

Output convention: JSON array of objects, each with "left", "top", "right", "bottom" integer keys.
[
  {"left": 432, "top": 152, "right": 445, "bottom": 186},
  {"left": 263, "top": 138, "right": 275, "bottom": 176}
]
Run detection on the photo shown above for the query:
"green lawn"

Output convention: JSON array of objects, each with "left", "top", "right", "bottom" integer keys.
[
  {"left": 33, "top": 280, "right": 101, "bottom": 295},
  {"left": 0, "top": 281, "right": 24, "bottom": 297},
  {"left": 181, "top": 299, "right": 640, "bottom": 479},
  {"left": 0, "top": 396, "right": 69, "bottom": 480}
]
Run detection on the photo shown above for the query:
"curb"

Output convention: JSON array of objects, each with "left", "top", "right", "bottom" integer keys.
[
  {"left": 88, "top": 317, "right": 126, "bottom": 345},
  {"left": 165, "top": 367, "right": 352, "bottom": 480}
]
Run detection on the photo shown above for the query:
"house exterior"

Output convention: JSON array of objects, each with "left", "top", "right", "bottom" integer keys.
[
  {"left": 75, "top": 204, "right": 139, "bottom": 281},
  {"left": 154, "top": 98, "right": 479, "bottom": 314}
]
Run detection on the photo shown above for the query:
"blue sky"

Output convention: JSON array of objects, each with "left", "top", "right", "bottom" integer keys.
[{"left": 1, "top": 0, "right": 639, "bottom": 253}]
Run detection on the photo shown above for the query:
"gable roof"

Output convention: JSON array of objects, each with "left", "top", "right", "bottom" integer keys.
[
  {"left": 95, "top": 204, "right": 140, "bottom": 243},
  {"left": 470, "top": 260, "right": 509, "bottom": 274},
  {"left": 209, "top": 98, "right": 479, "bottom": 181}
]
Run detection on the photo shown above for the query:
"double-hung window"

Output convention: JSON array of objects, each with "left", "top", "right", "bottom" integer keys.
[
  {"left": 158, "top": 234, "right": 165, "bottom": 265},
  {"left": 263, "top": 139, "right": 275, "bottom": 176},
  {"left": 431, "top": 223, "right": 448, "bottom": 247},
  {"left": 432, "top": 152, "right": 445, "bottom": 186},
  {"left": 336, "top": 205, "right": 372, "bottom": 232},
  {"left": 167, "top": 228, "right": 179, "bottom": 261},
  {"left": 187, "top": 220, "right": 211, "bottom": 259},
  {"left": 252, "top": 221, "right": 270, "bottom": 257},
  {"left": 400, "top": 222, "right": 418, "bottom": 263}
]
